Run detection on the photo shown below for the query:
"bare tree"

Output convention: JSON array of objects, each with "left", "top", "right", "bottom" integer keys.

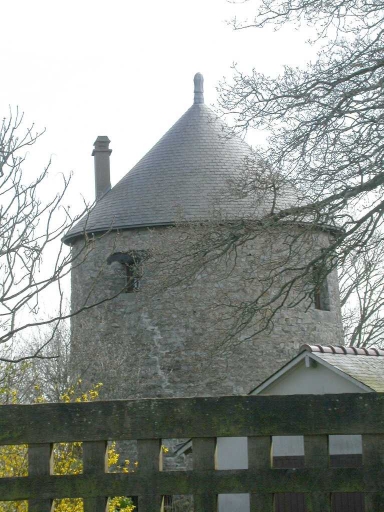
[
  {"left": 340, "top": 241, "right": 384, "bottom": 348},
  {"left": 0, "top": 109, "right": 121, "bottom": 362},
  {"left": 26, "top": 322, "right": 73, "bottom": 402},
  {"left": 145, "top": 0, "right": 384, "bottom": 347},
  {"left": 0, "top": 321, "right": 98, "bottom": 404}
]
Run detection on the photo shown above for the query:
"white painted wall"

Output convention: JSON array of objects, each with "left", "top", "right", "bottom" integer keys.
[
  {"left": 259, "top": 359, "right": 366, "bottom": 396},
  {"left": 218, "top": 493, "right": 250, "bottom": 512},
  {"left": 217, "top": 437, "right": 248, "bottom": 470},
  {"left": 273, "top": 435, "right": 304, "bottom": 456},
  {"left": 329, "top": 435, "right": 362, "bottom": 455}
]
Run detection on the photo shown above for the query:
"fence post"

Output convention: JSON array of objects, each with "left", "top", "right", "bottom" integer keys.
[
  {"left": 83, "top": 441, "right": 108, "bottom": 512},
  {"left": 137, "top": 439, "right": 162, "bottom": 512},
  {"left": 363, "top": 434, "right": 384, "bottom": 511},
  {"left": 304, "top": 435, "right": 330, "bottom": 512},
  {"left": 248, "top": 436, "right": 273, "bottom": 512},
  {"left": 193, "top": 438, "right": 217, "bottom": 511},
  {"left": 28, "top": 443, "right": 53, "bottom": 512}
]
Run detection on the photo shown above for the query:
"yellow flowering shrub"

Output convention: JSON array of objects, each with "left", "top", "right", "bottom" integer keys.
[{"left": 0, "top": 380, "right": 135, "bottom": 512}]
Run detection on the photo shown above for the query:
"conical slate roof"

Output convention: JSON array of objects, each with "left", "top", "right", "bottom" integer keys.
[{"left": 64, "top": 74, "right": 281, "bottom": 243}]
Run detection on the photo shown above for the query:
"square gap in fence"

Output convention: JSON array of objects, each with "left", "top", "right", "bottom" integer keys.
[
  {"left": 329, "top": 435, "right": 362, "bottom": 467},
  {"left": 162, "top": 494, "right": 193, "bottom": 511},
  {"left": 0, "top": 502, "right": 27, "bottom": 511},
  {"left": 216, "top": 437, "right": 248, "bottom": 470},
  {"left": 161, "top": 439, "right": 191, "bottom": 471},
  {"left": 272, "top": 436, "right": 304, "bottom": 468},
  {"left": 53, "top": 498, "right": 83, "bottom": 511},
  {"left": 0, "top": 444, "right": 28, "bottom": 477},
  {"left": 52, "top": 442, "right": 83, "bottom": 475},
  {"left": 107, "top": 440, "right": 138, "bottom": 473},
  {"left": 218, "top": 494, "right": 250, "bottom": 512},
  {"left": 108, "top": 496, "right": 137, "bottom": 511},
  {"left": 275, "top": 493, "right": 306, "bottom": 512}
]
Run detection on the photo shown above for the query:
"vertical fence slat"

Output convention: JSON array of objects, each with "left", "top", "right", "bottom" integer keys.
[
  {"left": 250, "top": 493, "right": 274, "bottom": 512},
  {"left": 364, "top": 493, "right": 384, "bottom": 512},
  {"left": 306, "top": 492, "right": 331, "bottom": 512},
  {"left": 137, "top": 439, "right": 162, "bottom": 512},
  {"left": 138, "top": 494, "right": 163, "bottom": 511},
  {"left": 193, "top": 437, "right": 217, "bottom": 512},
  {"left": 84, "top": 497, "right": 108, "bottom": 511},
  {"left": 194, "top": 493, "right": 217, "bottom": 511},
  {"left": 304, "top": 435, "right": 328, "bottom": 468},
  {"left": 304, "top": 436, "right": 330, "bottom": 512},
  {"left": 193, "top": 437, "right": 216, "bottom": 471},
  {"left": 138, "top": 439, "right": 161, "bottom": 471},
  {"left": 248, "top": 436, "right": 273, "bottom": 512},
  {"left": 248, "top": 436, "right": 272, "bottom": 469},
  {"left": 363, "top": 434, "right": 384, "bottom": 512},
  {"left": 83, "top": 441, "right": 107, "bottom": 512},
  {"left": 362, "top": 434, "right": 384, "bottom": 466},
  {"left": 28, "top": 443, "right": 53, "bottom": 512},
  {"left": 83, "top": 440, "right": 107, "bottom": 474}
]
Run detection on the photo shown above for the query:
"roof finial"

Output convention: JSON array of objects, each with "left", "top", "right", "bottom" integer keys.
[{"left": 194, "top": 72, "right": 204, "bottom": 104}]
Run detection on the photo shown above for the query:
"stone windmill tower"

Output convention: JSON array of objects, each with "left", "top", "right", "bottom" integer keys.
[{"left": 64, "top": 74, "right": 344, "bottom": 399}]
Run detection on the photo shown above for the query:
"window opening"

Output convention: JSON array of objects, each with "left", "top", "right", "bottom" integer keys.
[
  {"left": 107, "top": 251, "right": 145, "bottom": 293},
  {"left": 124, "top": 261, "right": 140, "bottom": 293},
  {"left": 313, "top": 265, "right": 330, "bottom": 311}
]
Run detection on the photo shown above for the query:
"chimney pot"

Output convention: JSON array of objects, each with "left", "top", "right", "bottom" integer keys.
[
  {"left": 194, "top": 72, "right": 204, "bottom": 104},
  {"left": 92, "top": 136, "right": 112, "bottom": 200}
]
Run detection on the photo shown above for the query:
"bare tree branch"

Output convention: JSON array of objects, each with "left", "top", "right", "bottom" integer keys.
[
  {"left": 145, "top": 0, "right": 384, "bottom": 348},
  {"left": 0, "top": 109, "right": 125, "bottom": 361}
]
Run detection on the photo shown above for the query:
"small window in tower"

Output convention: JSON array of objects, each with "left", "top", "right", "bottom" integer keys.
[
  {"left": 107, "top": 251, "right": 146, "bottom": 294},
  {"left": 313, "top": 265, "right": 330, "bottom": 311},
  {"left": 124, "top": 261, "right": 141, "bottom": 293}
]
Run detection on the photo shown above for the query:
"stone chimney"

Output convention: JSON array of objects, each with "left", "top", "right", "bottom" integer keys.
[{"left": 92, "top": 136, "right": 112, "bottom": 200}]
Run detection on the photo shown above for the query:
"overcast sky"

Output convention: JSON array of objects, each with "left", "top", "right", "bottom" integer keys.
[{"left": 1, "top": 0, "right": 315, "bottom": 212}]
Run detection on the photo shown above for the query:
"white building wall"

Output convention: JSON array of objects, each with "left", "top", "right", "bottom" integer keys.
[{"left": 260, "top": 359, "right": 367, "bottom": 396}]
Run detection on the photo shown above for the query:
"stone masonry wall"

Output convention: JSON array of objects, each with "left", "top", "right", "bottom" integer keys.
[{"left": 70, "top": 226, "right": 344, "bottom": 401}]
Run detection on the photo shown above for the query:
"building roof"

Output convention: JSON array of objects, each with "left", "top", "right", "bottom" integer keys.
[
  {"left": 64, "top": 73, "right": 295, "bottom": 243},
  {"left": 300, "top": 344, "right": 384, "bottom": 356},
  {"left": 250, "top": 345, "right": 384, "bottom": 395},
  {"left": 300, "top": 345, "right": 384, "bottom": 393}
]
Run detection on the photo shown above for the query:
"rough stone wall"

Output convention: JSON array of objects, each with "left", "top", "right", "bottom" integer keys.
[{"left": 70, "top": 226, "right": 344, "bottom": 401}]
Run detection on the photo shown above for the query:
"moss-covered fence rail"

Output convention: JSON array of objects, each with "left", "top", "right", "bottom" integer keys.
[{"left": 1, "top": 393, "right": 384, "bottom": 511}]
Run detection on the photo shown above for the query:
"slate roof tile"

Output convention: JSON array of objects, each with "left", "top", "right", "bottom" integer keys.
[{"left": 64, "top": 77, "right": 296, "bottom": 243}]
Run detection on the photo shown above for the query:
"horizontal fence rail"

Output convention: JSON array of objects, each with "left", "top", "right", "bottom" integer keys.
[{"left": 0, "top": 393, "right": 384, "bottom": 511}]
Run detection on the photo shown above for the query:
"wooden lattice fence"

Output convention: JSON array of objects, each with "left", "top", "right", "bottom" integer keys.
[{"left": 0, "top": 393, "right": 384, "bottom": 511}]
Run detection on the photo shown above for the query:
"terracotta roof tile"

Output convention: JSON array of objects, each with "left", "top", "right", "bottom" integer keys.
[{"left": 300, "top": 344, "right": 384, "bottom": 356}]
